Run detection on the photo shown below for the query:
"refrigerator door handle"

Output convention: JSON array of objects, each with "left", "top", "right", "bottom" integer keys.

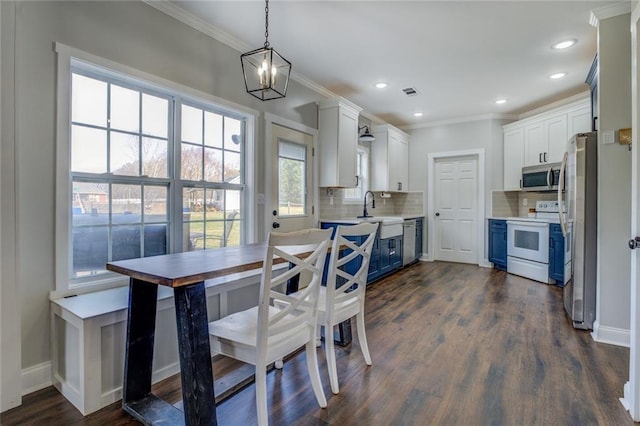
[{"left": 558, "top": 151, "right": 568, "bottom": 237}]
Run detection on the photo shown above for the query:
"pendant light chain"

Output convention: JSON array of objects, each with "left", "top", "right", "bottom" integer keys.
[{"left": 264, "top": 0, "right": 270, "bottom": 48}]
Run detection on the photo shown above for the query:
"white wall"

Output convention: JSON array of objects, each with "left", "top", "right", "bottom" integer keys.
[
  {"left": 595, "top": 12, "right": 633, "bottom": 342},
  {"left": 1, "top": 0, "right": 323, "bottom": 404},
  {"left": 407, "top": 118, "right": 510, "bottom": 259}
]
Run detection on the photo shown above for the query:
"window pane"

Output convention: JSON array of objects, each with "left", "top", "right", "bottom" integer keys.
[
  {"left": 112, "top": 184, "right": 142, "bottom": 223},
  {"left": 110, "top": 85, "right": 139, "bottom": 133},
  {"left": 142, "top": 137, "right": 168, "bottom": 178},
  {"left": 183, "top": 187, "right": 205, "bottom": 214},
  {"left": 204, "top": 147, "right": 223, "bottom": 183},
  {"left": 72, "top": 226, "right": 108, "bottom": 277},
  {"left": 142, "top": 93, "right": 168, "bottom": 138},
  {"left": 224, "top": 117, "right": 242, "bottom": 152},
  {"left": 112, "top": 226, "right": 141, "bottom": 261},
  {"left": 278, "top": 141, "right": 306, "bottom": 216},
  {"left": 181, "top": 144, "right": 203, "bottom": 181},
  {"left": 224, "top": 151, "right": 241, "bottom": 183},
  {"left": 72, "top": 181, "right": 109, "bottom": 223},
  {"left": 72, "top": 125, "right": 107, "bottom": 173},
  {"left": 110, "top": 131, "right": 139, "bottom": 175},
  {"left": 72, "top": 73, "right": 107, "bottom": 127},
  {"left": 204, "top": 111, "right": 223, "bottom": 148},
  {"left": 144, "top": 185, "right": 168, "bottom": 222},
  {"left": 182, "top": 105, "right": 202, "bottom": 144},
  {"left": 144, "top": 224, "right": 167, "bottom": 257}
]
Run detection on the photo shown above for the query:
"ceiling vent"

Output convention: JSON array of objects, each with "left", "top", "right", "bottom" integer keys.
[{"left": 402, "top": 87, "right": 419, "bottom": 96}]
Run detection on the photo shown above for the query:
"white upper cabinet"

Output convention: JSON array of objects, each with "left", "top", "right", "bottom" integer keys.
[
  {"left": 371, "top": 124, "right": 409, "bottom": 192},
  {"left": 503, "top": 127, "right": 524, "bottom": 191},
  {"left": 318, "top": 97, "right": 362, "bottom": 187},
  {"left": 503, "top": 97, "right": 590, "bottom": 190},
  {"left": 523, "top": 115, "right": 567, "bottom": 166},
  {"left": 567, "top": 106, "right": 592, "bottom": 138}
]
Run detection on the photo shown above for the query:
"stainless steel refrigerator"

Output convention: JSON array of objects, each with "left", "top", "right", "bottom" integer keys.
[{"left": 558, "top": 132, "right": 597, "bottom": 330}]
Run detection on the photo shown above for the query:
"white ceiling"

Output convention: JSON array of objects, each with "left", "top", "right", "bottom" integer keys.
[{"left": 167, "top": 0, "right": 619, "bottom": 128}]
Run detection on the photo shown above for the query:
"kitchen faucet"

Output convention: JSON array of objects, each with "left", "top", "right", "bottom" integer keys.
[{"left": 358, "top": 191, "right": 375, "bottom": 218}]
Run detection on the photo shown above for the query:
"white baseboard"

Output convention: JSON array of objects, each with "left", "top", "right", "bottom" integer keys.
[
  {"left": 22, "top": 361, "right": 52, "bottom": 396},
  {"left": 591, "top": 320, "right": 630, "bottom": 347}
]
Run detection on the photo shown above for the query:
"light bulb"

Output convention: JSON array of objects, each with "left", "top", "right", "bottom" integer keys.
[{"left": 271, "top": 65, "right": 277, "bottom": 87}]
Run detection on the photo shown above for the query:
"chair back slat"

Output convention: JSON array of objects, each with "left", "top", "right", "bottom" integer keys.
[
  {"left": 325, "top": 222, "right": 378, "bottom": 313},
  {"left": 257, "top": 228, "right": 332, "bottom": 347}
]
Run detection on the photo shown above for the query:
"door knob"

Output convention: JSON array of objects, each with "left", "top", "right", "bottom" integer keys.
[
  {"left": 272, "top": 222, "right": 281, "bottom": 229},
  {"left": 629, "top": 237, "right": 640, "bottom": 250}
]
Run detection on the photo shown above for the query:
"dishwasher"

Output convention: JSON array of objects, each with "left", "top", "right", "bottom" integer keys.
[{"left": 403, "top": 219, "right": 416, "bottom": 266}]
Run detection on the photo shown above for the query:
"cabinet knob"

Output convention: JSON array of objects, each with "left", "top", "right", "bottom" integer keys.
[
  {"left": 272, "top": 222, "right": 281, "bottom": 229},
  {"left": 629, "top": 237, "right": 640, "bottom": 250}
]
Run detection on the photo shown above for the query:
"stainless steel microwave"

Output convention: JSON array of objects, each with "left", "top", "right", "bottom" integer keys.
[{"left": 521, "top": 162, "right": 562, "bottom": 192}]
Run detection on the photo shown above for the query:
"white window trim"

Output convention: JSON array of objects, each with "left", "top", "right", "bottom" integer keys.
[
  {"left": 53, "top": 43, "right": 258, "bottom": 298},
  {"left": 343, "top": 144, "right": 370, "bottom": 204}
]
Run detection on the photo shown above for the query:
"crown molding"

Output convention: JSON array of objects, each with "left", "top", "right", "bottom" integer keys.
[
  {"left": 517, "top": 91, "right": 590, "bottom": 120},
  {"left": 402, "top": 113, "right": 519, "bottom": 131},
  {"left": 590, "top": 1, "right": 633, "bottom": 27}
]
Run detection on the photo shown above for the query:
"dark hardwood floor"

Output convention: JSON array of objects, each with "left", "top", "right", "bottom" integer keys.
[{"left": 2, "top": 261, "right": 633, "bottom": 425}]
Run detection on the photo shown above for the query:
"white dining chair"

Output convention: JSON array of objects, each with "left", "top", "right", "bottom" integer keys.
[
  {"left": 320, "top": 222, "right": 378, "bottom": 394},
  {"left": 278, "top": 222, "right": 379, "bottom": 394},
  {"left": 208, "top": 228, "right": 332, "bottom": 426}
]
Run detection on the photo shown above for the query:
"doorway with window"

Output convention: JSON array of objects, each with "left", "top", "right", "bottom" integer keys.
[{"left": 265, "top": 115, "right": 317, "bottom": 234}]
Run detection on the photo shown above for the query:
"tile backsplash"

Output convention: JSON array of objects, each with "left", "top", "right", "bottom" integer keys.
[
  {"left": 492, "top": 190, "right": 558, "bottom": 217},
  {"left": 319, "top": 189, "right": 424, "bottom": 219}
]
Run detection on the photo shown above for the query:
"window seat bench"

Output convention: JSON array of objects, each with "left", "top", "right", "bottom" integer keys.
[{"left": 50, "top": 265, "right": 282, "bottom": 416}]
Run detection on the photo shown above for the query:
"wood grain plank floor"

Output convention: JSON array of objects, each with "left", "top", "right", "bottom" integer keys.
[{"left": 1, "top": 261, "right": 633, "bottom": 425}]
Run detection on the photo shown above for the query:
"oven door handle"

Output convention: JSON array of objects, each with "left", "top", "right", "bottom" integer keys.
[{"left": 506, "top": 221, "right": 549, "bottom": 229}]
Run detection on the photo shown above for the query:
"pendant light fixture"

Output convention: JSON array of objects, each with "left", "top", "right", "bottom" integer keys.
[{"left": 240, "top": 0, "right": 292, "bottom": 101}]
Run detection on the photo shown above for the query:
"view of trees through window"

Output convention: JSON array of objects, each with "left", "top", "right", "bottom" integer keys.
[
  {"left": 69, "top": 69, "right": 245, "bottom": 281},
  {"left": 278, "top": 140, "right": 306, "bottom": 216}
]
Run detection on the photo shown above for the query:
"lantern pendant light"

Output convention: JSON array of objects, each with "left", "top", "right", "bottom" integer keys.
[{"left": 240, "top": 0, "right": 292, "bottom": 101}]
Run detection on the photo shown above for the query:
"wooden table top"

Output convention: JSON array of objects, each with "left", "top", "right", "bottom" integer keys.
[{"left": 106, "top": 242, "right": 325, "bottom": 288}]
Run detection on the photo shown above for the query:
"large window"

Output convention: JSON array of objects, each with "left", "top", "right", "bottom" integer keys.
[{"left": 59, "top": 52, "right": 251, "bottom": 294}]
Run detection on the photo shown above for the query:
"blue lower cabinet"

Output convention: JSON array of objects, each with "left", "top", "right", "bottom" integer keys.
[
  {"left": 549, "top": 223, "right": 566, "bottom": 286},
  {"left": 320, "top": 222, "right": 403, "bottom": 284},
  {"left": 380, "top": 236, "right": 403, "bottom": 276},
  {"left": 415, "top": 218, "right": 424, "bottom": 261},
  {"left": 488, "top": 219, "right": 507, "bottom": 271}
]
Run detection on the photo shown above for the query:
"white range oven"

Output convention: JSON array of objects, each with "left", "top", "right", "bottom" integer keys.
[
  {"left": 506, "top": 200, "right": 571, "bottom": 284},
  {"left": 507, "top": 219, "right": 550, "bottom": 283}
]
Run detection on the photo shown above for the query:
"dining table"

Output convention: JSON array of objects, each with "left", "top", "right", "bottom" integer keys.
[{"left": 106, "top": 241, "right": 341, "bottom": 425}]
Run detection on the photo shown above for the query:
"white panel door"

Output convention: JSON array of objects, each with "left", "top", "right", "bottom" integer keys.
[
  {"left": 434, "top": 156, "right": 478, "bottom": 264},
  {"left": 269, "top": 124, "right": 315, "bottom": 233}
]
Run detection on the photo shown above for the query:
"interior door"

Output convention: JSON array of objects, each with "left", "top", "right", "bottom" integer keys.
[
  {"left": 434, "top": 156, "right": 478, "bottom": 264},
  {"left": 269, "top": 123, "right": 314, "bottom": 233}
]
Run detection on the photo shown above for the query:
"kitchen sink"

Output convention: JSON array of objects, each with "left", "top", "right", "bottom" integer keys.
[{"left": 357, "top": 216, "right": 404, "bottom": 238}]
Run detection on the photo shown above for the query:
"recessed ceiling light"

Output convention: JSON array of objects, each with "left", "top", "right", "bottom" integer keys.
[
  {"left": 552, "top": 39, "right": 577, "bottom": 50},
  {"left": 495, "top": 99, "right": 507, "bottom": 104},
  {"left": 375, "top": 82, "right": 388, "bottom": 89},
  {"left": 549, "top": 72, "right": 567, "bottom": 79},
  {"left": 413, "top": 112, "right": 424, "bottom": 117}
]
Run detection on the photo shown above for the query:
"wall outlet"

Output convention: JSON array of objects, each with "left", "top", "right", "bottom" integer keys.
[{"left": 523, "top": 198, "right": 528, "bottom": 207}]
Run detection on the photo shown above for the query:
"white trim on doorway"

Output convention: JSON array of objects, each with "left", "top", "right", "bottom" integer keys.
[
  {"left": 263, "top": 113, "right": 319, "bottom": 239},
  {"left": 426, "top": 149, "right": 486, "bottom": 266},
  {"left": 622, "top": 2, "right": 640, "bottom": 420},
  {"left": 1, "top": 0, "right": 23, "bottom": 412}
]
